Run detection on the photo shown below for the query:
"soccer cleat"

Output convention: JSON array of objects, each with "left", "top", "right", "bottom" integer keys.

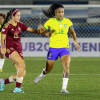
[
  {"left": 61, "top": 89, "right": 69, "bottom": 94},
  {"left": 0, "top": 78, "right": 5, "bottom": 92},
  {"left": 0, "top": 69, "right": 2, "bottom": 72},
  {"left": 13, "top": 87, "right": 24, "bottom": 93},
  {"left": 34, "top": 73, "right": 45, "bottom": 84},
  {"left": 34, "top": 68, "right": 46, "bottom": 84}
]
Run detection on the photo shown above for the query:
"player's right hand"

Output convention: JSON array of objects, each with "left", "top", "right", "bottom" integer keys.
[
  {"left": 38, "top": 25, "right": 43, "bottom": 29},
  {"left": 74, "top": 42, "right": 81, "bottom": 52},
  {"left": 38, "top": 25, "right": 46, "bottom": 33},
  {"left": 1, "top": 47, "right": 6, "bottom": 54}
]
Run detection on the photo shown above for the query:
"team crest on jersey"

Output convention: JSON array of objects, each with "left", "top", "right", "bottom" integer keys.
[
  {"left": 59, "top": 24, "right": 62, "bottom": 27},
  {"left": 64, "top": 24, "right": 67, "bottom": 27},
  {"left": 18, "top": 27, "right": 21, "bottom": 30},
  {"left": 11, "top": 29, "right": 14, "bottom": 31}
]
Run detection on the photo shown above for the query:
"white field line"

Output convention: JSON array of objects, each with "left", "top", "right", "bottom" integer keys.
[
  {"left": 24, "top": 58, "right": 100, "bottom": 61},
  {"left": 32, "top": 73, "right": 100, "bottom": 76},
  {"left": 48, "top": 74, "right": 100, "bottom": 76}
]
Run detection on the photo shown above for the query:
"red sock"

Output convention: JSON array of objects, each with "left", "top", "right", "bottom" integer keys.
[
  {"left": 16, "top": 82, "right": 22, "bottom": 88},
  {"left": 5, "top": 78, "right": 10, "bottom": 84}
]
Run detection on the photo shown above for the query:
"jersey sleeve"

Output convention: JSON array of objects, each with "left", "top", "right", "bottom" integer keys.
[
  {"left": 68, "top": 19, "right": 73, "bottom": 28},
  {"left": 20, "top": 22, "right": 28, "bottom": 31},
  {"left": 43, "top": 19, "right": 50, "bottom": 30},
  {"left": 1, "top": 25, "right": 9, "bottom": 35}
]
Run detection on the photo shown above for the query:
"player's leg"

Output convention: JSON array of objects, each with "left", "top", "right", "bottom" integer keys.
[
  {"left": 0, "top": 60, "right": 18, "bottom": 92},
  {"left": 1, "top": 63, "right": 20, "bottom": 91},
  {"left": 60, "top": 54, "right": 70, "bottom": 94},
  {"left": 10, "top": 51, "right": 25, "bottom": 93},
  {"left": 44, "top": 60, "right": 55, "bottom": 74},
  {"left": 0, "top": 51, "right": 25, "bottom": 93},
  {"left": 34, "top": 60, "right": 55, "bottom": 83},
  {"left": 34, "top": 47, "right": 57, "bottom": 84},
  {"left": 0, "top": 63, "right": 17, "bottom": 92},
  {"left": 0, "top": 48, "right": 5, "bottom": 72}
]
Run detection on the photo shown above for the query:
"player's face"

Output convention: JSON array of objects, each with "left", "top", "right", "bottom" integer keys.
[
  {"left": 55, "top": 8, "right": 64, "bottom": 20},
  {"left": 0, "top": 16, "right": 4, "bottom": 25},
  {"left": 13, "top": 11, "right": 21, "bottom": 23}
]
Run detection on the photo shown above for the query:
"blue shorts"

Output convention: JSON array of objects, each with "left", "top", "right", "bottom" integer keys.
[{"left": 47, "top": 47, "right": 71, "bottom": 60}]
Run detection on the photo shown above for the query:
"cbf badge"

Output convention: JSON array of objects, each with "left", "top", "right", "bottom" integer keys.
[
  {"left": 11, "top": 29, "right": 14, "bottom": 31},
  {"left": 59, "top": 24, "right": 62, "bottom": 27},
  {"left": 64, "top": 24, "right": 67, "bottom": 28}
]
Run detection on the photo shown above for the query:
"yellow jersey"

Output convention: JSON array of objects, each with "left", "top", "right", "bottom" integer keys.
[
  {"left": 0, "top": 25, "right": 1, "bottom": 37},
  {"left": 44, "top": 17, "right": 73, "bottom": 48}
]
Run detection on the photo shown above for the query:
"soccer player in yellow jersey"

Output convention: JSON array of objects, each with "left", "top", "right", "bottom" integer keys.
[
  {"left": 0, "top": 13, "right": 6, "bottom": 72},
  {"left": 34, "top": 3, "right": 80, "bottom": 94}
]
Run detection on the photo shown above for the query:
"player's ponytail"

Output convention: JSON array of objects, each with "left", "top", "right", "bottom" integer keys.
[
  {"left": 0, "top": 8, "right": 19, "bottom": 32},
  {"left": 42, "top": 3, "right": 64, "bottom": 18}
]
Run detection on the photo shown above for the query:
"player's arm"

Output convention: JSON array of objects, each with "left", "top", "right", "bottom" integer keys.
[
  {"left": 26, "top": 27, "right": 39, "bottom": 33},
  {"left": 1, "top": 34, "right": 6, "bottom": 54},
  {"left": 26, "top": 27, "right": 51, "bottom": 37},
  {"left": 69, "top": 27, "right": 80, "bottom": 51},
  {"left": 38, "top": 19, "right": 50, "bottom": 34},
  {"left": 38, "top": 25, "right": 46, "bottom": 33}
]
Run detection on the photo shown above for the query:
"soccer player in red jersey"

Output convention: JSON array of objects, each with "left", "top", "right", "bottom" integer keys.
[
  {"left": 0, "top": 13, "right": 6, "bottom": 72},
  {"left": 0, "top": 9, "right": 50, "bottom": 93}
]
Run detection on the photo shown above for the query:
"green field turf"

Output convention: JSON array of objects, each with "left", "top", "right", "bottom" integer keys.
[{"left": 0, "top": 57, "right": 100, "bottom": 100}]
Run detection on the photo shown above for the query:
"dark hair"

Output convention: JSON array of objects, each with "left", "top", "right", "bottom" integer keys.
[
  {"left": 42, "top": 3, "right": 64, "bottom": 18},
  {"left": 0, "top": 8, "right": 19, "bottom": 31},
  {"left": 0, "top": 13, "right": 6, "bottom": 20}
]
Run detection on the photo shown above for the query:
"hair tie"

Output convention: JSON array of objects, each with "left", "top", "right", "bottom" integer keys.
[{"left": 11, "top": 9, "right": 19, "bottom": 16}]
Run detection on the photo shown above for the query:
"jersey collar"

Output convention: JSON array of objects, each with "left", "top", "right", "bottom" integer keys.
[
  {"left": 56, "top": 17, "right": 64, "bottom": 22},
  {"left": 8, "top": 20, "right": 17, "bottom": 26}
]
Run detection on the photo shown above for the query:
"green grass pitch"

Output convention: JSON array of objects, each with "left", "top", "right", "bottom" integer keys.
[{"left": 0, "top": 57, "right": 100, "bottom": 100}]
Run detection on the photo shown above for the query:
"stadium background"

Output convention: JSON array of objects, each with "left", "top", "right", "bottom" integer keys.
[
  {"left": 0, "top": 0, "right": 100, "bottom": 57},
  {"left": 0, "top": 0, "right": 100, "bottom": 100}
]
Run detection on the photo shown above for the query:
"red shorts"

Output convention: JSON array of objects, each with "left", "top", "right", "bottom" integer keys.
[{"left": 5, "top": 47, "right": 24, "bottom": 60}]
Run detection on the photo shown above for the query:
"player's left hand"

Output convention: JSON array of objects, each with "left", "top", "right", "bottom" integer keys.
[
  {"left": 74, "top": 42, "right": 81, "bottom": 51},
  {"left": 1, "top": 46, "right": 6, "bottom": 54}
]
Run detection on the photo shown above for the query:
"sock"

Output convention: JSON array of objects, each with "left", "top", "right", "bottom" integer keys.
[
  {"left": 62, "top": 78, "right": 69, "bottom": 90},
  {"left": 16, "top": 77, "right": 23, "bottom": 88},
  {"left": 40, "top": 68, "right": 46, "bottom": 77},
  {"left": 0, "top": 59, "right": 5, "bottom": 69},
  {"left": 5, "top": 76, "right": 15, "bottom": 84},
  {"left": 40, "top": 72, "right": 45, "bottom": 77}
]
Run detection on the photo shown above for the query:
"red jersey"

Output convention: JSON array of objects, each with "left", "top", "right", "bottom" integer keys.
[{"left": 1, "top": 20, "right": 28, "bottom": 52}]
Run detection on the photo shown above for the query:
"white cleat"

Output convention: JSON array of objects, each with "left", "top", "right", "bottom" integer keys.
[
  {"left": 34, "top": 74, "right": 45, "bottom": 84},
  {"left": 61, "top": 89, "right": 69, "bottom": 94}
]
